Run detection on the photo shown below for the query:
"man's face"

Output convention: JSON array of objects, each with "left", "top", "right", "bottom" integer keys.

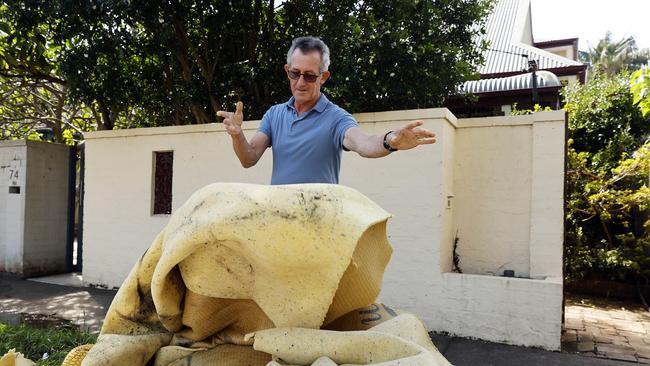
[{"left": 285, "top": 49, "right": 330, "bottom": 106}]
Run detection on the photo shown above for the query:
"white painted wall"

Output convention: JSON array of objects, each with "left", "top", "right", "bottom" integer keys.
[
  {"left": 82, "top": 109, "right": 565, "bottom": 350},
  {"left": 23, "top": 141, "right": 71, "bottom": 275},
  {"left": 453, "top": 120, "right": 533, "bottom": 277},
  {"left": 339, "top": 109, "right": 456, "bottom": 317},
  {"left": 541, "top": 45, "right": 574, "bottom": 61},
  {"left": 0, "top": 140, "right": 71, "bottom": 276},
  {"left": 438, "top": 273, "right": 562, "bottom": 350},
  {"left": 1, "top": 142, "right": 27, "bottom": 274},
  {"left": 82, "top": 123, "right": 273, "bottom": 287},
  {"left": 427, "top": 112, "right": 565, "bottom": 351}
]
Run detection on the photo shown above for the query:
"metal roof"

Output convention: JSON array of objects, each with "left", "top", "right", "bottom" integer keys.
[
  {"left": 477, "top": 0, "right": 584, "bottom": 75},
  {"left": 460, "top": 70, "right": 561, "bottom": 94}
]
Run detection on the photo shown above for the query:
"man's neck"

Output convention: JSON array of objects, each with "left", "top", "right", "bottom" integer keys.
[{"left": 294, "top": 93, "right": 321, "bottom": 116}]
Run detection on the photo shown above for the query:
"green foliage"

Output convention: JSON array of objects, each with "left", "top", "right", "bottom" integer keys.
[
  {"left": 564, "top": 71, "right": 649, "bottom": 171},
  {"left": 0, "top": 2, "right": 63, "bottom": 83},
  {"left": 631, "top": 68, "right": 650, "bottom": 118},
  {"left": 0, "top": 321, "right": 96, "bottom": 366},
  {"left": 0, "top": 78, "right": 94, "bottom": 144},
  {"left": 563, "top": 71, "right": 650, "bottom": 283},
  {"left": 0, "top": 0, "right": 492, "bottom": 130},
  {"left": 509, "top": 98, "right": 645, "bottom": 283},
  {"left": 566, "top": 142, "right": 650, "bottom": 281},
  {"left": 319, "top": 0, "right": 492, "bottom": 113},
  {"left": 509, "top": 103, "right": 551, "bottom": 115},
  {"left": 0, "top": 3, "right": 97, "bottom": 143},
  {"left": 586, "top": 31, "right": 650, "bottom": 76}
]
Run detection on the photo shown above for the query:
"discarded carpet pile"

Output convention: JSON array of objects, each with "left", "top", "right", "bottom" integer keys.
[{"left": 7, "top": 183, "right": 452, "bottom": 366}]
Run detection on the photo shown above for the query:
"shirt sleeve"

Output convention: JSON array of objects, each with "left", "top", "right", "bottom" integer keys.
[
  {"left": 258, "top": 109, "right": 273, "bottom": 146},
  {"left": 334, "top": 112, "right": 359, "bottom": 151}
]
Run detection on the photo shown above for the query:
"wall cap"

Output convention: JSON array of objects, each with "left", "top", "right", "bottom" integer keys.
[
  {"left": 457, "top": 110, "right": 565, "bottom": 128},
  {"left": 84, "top": 108, "right": 458, "bottom": 140}
]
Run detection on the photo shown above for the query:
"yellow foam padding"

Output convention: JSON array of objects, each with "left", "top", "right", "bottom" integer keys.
[
  {"left": 0, "top": 349, "right": 35, "bottom": 366},
  {"left": 250, "top": 314, "right": 452, "bottom": 366},
  {"left": 76, "top": 183, "right": 450, "bottom": 366},
  {"left": 61, "top": 345, "right": 93, "bottom": 366}
]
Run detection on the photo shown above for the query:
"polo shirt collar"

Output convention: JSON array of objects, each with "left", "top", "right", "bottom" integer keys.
[
  {"left": 314, "top": 93, "right": 329, "bottom": 112},
  {"left": 286, "top": 93, "right": 329, "bottom": 114}
]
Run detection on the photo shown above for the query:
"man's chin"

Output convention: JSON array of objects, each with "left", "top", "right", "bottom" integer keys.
[{"left": 294, "top": 95, "right": 311, "bottom": 104}]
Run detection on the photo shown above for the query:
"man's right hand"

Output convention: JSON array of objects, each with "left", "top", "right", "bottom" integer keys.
[{"left": 217, "top": 101, "right": 244, "bottom": 136}]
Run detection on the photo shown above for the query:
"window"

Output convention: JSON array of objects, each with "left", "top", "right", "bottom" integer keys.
[{"left": 152, "top": 151, "right": 173, "bottom": 215}]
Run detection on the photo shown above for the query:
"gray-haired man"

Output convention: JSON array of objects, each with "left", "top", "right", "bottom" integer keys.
[{"left": 217, "top": 36, "right": 436, "bottom": 185}]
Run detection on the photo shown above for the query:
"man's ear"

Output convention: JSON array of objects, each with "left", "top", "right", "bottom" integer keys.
[
  {"left": 284, "top": 64, "right": 289, "bottom": 72},
  {"left": 320, "top": 71, "right": 331, "bottom": 85}
]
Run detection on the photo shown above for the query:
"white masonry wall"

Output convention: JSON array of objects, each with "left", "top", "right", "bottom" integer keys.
[
  {"left": 0, "top": 140, "right": 71, "bottom": 276},
  {"left": 82, "top": 109, "right": 565, "bottom": 350},
  {"left": 453, "top": 120, "right": 534, "bottom": 277},
  {"left": 23, "top": 141, "right": 71, "bottom": 275},
  {"left": 430, "top": 113, "right": 565, "bottom": 350},
  {"left": 82, "top": 123, "right": 273, "bottom": 287},
  {"left": 0, "top": 141, "right": 27, "bottom": 274}
]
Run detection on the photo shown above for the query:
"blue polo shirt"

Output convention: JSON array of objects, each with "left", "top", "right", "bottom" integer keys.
[{"left": 259, "top": 94, "right": 358, "bottom": 185}]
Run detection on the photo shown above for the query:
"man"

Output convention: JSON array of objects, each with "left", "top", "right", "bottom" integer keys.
[{"left": 217, "top": 36, "right": 436, "bottom": 185}]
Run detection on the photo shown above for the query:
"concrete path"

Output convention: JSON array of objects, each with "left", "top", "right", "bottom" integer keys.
[{"left": 0, "top": 272, "right": 114, "bottom": 333}]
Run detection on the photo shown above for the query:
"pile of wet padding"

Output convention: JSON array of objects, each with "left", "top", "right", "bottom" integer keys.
[{"left": 56, "top": 183, "right": 451, "bottom": 366}]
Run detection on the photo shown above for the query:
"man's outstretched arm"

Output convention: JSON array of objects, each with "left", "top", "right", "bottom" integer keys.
[
  {"left": 343, "top": 120, "right": 437, "bottom": 158},
  {"left": 217, "top": 102, "right": 270, "bottom": 168}
]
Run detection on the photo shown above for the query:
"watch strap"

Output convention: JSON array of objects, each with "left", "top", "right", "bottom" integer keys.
[{"left": 383, "top": 131, "right": 398, "bottom": 152}]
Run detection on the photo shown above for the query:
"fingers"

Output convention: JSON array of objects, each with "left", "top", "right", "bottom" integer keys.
[
  {"left": 217, "top": 102, "right": 245, "bottom": 136},
  {"left": 391, "top": 120, "right": 437, "bottom": 149},
  {"left": 235, "top": 101, "right": 243, "bottom": 116},
  {"left": 216, "top": 110, "right": 232, "bottom": 119},
  {"left": 225, "top": 125, "right": 239, "bottom": 135},
  {"left": 412, "top": 128, "right": 436, "bottom": 138},
  {"left": 398, "top": 120, "right": 435, "bottom": 138},
  {"left": 404, "top": 120, "right": 424, "bottom": 130},
  {"left": 223, "top": 118, "right": 242, "bottom": 136},
  {"left": 418, "top": 137, "right": 437, "bottom": 145}
]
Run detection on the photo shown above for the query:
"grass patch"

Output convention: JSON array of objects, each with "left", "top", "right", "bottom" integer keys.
[{"left": 0, "top": 320, "right": 96, "bottom": 366}]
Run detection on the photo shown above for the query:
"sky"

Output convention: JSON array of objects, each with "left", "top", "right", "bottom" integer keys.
[{"left": 530, "top": 0, "right": 650, "bottom": 52}]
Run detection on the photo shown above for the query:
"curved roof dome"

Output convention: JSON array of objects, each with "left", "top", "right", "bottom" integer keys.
[{"left": 460, "top": 70, "right": 561, "bottom": 95}]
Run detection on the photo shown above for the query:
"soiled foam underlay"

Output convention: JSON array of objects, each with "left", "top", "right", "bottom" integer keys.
[{"left": 6, "top": 183, "right": 453, "bottom": 366}]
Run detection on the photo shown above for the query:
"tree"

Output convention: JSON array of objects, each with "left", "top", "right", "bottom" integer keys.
[
  {"left": 0, "top": 1, "right": 101, "bottom": 142},
  {"left": 1, "top": 0, "right": 493, "bottom": 130},
  {"left": 311, "top": 0, "right": 492, "bottom": 113},
  {"left": 0, "top": 77, "right": 91, "bottom": 143},
  {"left": 586, "top": 31, "right": 650, "bottom": 76},
  {"left": 563, "top": 71, "right": 650, "bottom": 282}
]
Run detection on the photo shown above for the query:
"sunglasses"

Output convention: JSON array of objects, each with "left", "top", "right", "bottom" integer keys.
[{"left": 287, "top": 69, "right": 321, "bottom": 83}]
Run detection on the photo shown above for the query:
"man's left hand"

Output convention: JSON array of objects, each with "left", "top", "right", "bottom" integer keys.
[{"left": 387, "top": 120, "right": 437, "bottom": 150}]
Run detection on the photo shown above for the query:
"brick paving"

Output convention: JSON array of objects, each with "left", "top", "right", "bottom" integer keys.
[{"left": 563, "top": 294, "right": 650, "bottom": 364}]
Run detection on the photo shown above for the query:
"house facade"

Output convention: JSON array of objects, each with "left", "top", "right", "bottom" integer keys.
[{"left": 447, "top": 0, "right": 588, "bottom": 117}]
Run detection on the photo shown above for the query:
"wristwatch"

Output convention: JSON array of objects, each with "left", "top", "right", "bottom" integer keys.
[{"left": 383, "top": 131, "right": 398, "bottom": 152}]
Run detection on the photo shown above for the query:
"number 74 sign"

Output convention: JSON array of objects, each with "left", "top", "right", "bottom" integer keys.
[{"left": 3, "top": 160, "right": 22, "bottom": 185}]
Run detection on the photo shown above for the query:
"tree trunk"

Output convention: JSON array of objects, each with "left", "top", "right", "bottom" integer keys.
[
  {"left": 52, "top": 87, "right": 66, "bottom": 143},
  {"left": 97, "top": 99, "right": 114, "bottom": 130},
  {"left": 171, "top": 15, "right": 210, "bottom": 124}
]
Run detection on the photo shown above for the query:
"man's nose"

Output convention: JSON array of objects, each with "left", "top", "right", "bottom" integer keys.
[{"left": 297, "top": 75, "right": 308, "bottom": 84}]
